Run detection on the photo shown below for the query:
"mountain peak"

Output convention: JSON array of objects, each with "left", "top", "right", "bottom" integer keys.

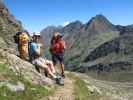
[
  {"left": 94, "top": 14, "right": 107, "bottom": 20},
  {"left": 87, "top": 14, "right": 111, "bottom": 26},
  {"left": 65, "top": 20, "right": 82, "bottom": 27},
  {"left": 63, "top": 20, "right": 83, "bottom": 33},
  {"left": 85, "top": 14, "right": 116, "bottom": 33}
]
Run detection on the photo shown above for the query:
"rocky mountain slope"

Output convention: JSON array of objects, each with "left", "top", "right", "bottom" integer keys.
[
  {"left": 64, "top": 15, "right": 119, "bottom": 69},
  {"left": 0, "top": 1, "right": 22, "bottom": 50},
  {"left": 0, "top": 2, "right": 56, "bottom": 100},
  {"left": 41, "top": 15, "right": 120, "bottom": 69},
  {"left": 0, "top": 1, "right": 54, "bottom": 85},
  {"left": 77, "top": 27, "right": 133, "bottom": 74}
]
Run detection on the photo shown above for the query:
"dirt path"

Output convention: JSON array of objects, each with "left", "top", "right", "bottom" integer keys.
[{"left": 41, "top": 77, "right": 75, "bottom": 100}]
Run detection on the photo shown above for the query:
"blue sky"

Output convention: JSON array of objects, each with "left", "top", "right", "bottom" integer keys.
[{"left": 4, "top": 0, "right": 133, "bottom": 33}]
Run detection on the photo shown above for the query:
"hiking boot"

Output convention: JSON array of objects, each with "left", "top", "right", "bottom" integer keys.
[
  {"left": 52, "top": 74, "right": 58, "bottom": 80},
  {"left": 56, "top": 77, "right": 64, "bottom": 86}
]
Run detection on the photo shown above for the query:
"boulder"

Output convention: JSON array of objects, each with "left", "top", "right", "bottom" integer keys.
[
  {"left": 0, "top": 37, "right": 7, "bottom": 48},
  {"left": 6, "top": 81, "right": 25, "bottom": 92},
  {"left": 0, "top": 49, "right": 54, "bottom": 85}
]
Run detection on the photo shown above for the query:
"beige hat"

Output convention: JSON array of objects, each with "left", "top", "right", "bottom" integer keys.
[
  {"left": 32, "top": 32, "right": 41, "bottom": 38},
  {"left": 53, "top": 32, "right": 60, "bottom": 37}
]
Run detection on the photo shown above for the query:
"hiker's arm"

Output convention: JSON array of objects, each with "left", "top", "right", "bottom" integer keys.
[
  {"left": 35, "top": 47, "right": 41, "bottom": 55},
  {"left": 38, "top": 43, "right": 44, "bottom": 55}
]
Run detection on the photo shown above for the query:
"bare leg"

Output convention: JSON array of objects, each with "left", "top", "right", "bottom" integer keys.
[
  {"left": 41, "top": 64, "right": 56, "bottom": 79},
  {"left": 46, "top": 60, "right": 56, "bottom": 73},
  {"left": 60, "top": 62, "right": 65, "bottom": 77},
  {"left": 35, "top": 58, "right": 57, "bottom": 79}
]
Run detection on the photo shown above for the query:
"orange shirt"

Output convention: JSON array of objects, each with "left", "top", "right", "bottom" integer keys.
[
  {"left": 51, "top": 39, "right": 65, "bottom": 54},
  {"left": 19, "top": 32, "right": 29, "bottom": 45}
]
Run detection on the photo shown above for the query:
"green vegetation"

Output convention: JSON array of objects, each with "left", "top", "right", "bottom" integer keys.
[
  {"left": 0, "top": 63, "right": 7, "bottom": 71},
  {"left": 74, "top": 76, "right": 90, "bottom": 100},
  {"left": 0, "top": 63, "right": 55, "bottom": 100},
  {"left": 67, "top": 73, "right": 101, "bottom": 100}
]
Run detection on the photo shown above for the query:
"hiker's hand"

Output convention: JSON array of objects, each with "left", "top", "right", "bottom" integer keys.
[{"left": 38, "top": 43, "right": 43, "bottom": 47}]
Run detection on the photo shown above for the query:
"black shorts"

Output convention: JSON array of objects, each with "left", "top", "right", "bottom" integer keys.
[{"left": 52, "top": 53, "right": 64, "bottom": 64}]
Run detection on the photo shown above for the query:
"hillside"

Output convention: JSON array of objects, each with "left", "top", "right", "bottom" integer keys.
[
  {"left": 0, "top": 2, "right": 55, "bottom": 100},
  {"left": 0, "top": 1, "right": 22, "bottom": 50}
]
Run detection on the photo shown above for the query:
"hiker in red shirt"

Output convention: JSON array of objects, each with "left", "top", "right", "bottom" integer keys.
[{"left": 50, "top": 32, "right": 66, "bottom": 78}]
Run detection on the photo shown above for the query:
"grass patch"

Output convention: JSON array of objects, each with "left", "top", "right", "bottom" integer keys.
[
  {"left": 0, "top": 63, "right": 56, "bottom": 100},
  {"left": 67, "top": 73, "right": 89, "bottom": 100},
  {"left": 0, "top": 82, "right": 55, "bottom": 100},
  {"left": 74, "top": 76, "right": 90, "bottom": 100},
  {"left": 0, "top": 63, "right": 8, "bottom": 71},
  {"left": 67, "top": 72, "right": 101, "bottom": 100}
]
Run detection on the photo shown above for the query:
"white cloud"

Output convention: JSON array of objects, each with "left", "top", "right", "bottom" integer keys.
[{"left": 63, "top": 21, "right": 70, "bottom": 26}]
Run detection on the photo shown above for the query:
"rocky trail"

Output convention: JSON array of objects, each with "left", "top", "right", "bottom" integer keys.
[
  {"left": 40, "top": 71, "right": 133, "bottom": 100},
  {"left": 41, "top": 77, "right": 75, "bottom": 100}
]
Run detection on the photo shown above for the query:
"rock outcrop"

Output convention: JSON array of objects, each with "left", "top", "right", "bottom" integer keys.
[
  {"left": 0, "top": 1, "right": 22, "bottom": 50},
  {"left": 0, "top": 1, "right": 54, "bottom": 86},
  {"left": 0, "top": 49, "right": 54, "bottom": 85}
]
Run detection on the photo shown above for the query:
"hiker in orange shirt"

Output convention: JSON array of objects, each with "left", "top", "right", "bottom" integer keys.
[
  {"left": 18, "top": 31, "right": 29, "bottom": 60},
  {"left": 50, "top": 32, "right": 66, "bottom": 78}
]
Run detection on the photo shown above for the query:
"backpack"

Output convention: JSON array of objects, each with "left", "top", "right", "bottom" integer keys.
[
  {"left": 19, "top": 32, "right": 29, "bottom": 45},
  {"left": 28, "top": 41, "right": 32, "bottom": 62},
  {"left": 13, "top": 32, "right": 22, "bottom": 44}
]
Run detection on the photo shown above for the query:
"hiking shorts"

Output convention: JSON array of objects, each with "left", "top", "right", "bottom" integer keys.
[
  {"left": 52, "top": 53, "right": 64, "bottom": 64},
  {"left": 32, "top": 57, "right": 47, "bottom": 68}
]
